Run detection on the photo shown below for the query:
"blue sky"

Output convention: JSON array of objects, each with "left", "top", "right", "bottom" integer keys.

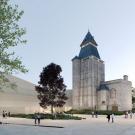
[{"left": 12, "top": 0, "right": 135, "bottom": 88}]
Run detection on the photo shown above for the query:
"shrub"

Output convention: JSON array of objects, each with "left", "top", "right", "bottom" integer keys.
[
  {"left": 66, "top": 109, "right": 124, "bottom": 115},
  {"left": 10, "top": 113, "right": 82, "bottom": 120}
]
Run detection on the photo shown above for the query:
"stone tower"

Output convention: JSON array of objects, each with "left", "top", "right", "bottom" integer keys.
[{"left": 72, "top": 31, "right": 105, "bottom": 109}]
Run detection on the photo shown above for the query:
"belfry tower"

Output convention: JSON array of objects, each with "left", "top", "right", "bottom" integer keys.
[{"left": 72, "top": 31, "right": 105, "bottom": 109}]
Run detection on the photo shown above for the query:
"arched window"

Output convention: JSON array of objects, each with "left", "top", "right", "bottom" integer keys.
[{"left": 110, "top": 88, "right": 116, "bottom": 98}]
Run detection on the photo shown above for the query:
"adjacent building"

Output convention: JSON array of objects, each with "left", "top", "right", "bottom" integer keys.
[{"left": 0, "top": 75, "right": 40, "bottom": 114}]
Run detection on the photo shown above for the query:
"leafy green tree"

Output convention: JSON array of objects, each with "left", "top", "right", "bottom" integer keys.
[
  {"left": 35, "top": 63, "right": 68, "bottom": 114},
  {"left": 0, "top": 0, "right": 28, "bottom": 83}
]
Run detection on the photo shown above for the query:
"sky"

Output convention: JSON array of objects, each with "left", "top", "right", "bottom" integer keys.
[{"left": 11, "top": 0, "right": 135, "bottom": 88}]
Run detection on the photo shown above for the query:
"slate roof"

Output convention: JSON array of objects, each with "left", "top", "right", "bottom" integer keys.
[
  {"left": 79, "top": 44, "right": 100, "bottom": 59},
  {"left": 72, "top": 31, "right": 100, "bottom": 60},
  {"left": 98, "top": 83, "right": 109, "bottom": 91},
  {"left": 80, "top": 31, "right": 97, "bottom": 47},
  {"left": 72, "top": 56, "right": 79, "bottom": 61}
]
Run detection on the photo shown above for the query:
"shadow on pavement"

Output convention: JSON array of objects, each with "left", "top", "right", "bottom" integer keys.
[{"left": 2, "top": 122, "right": 64, "bottom": 128}]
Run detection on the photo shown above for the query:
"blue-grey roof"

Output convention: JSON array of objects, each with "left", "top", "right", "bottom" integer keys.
[
  {"left": 79, "top": 45, "right": 100, "bottom": 59},
  {"left": 80, "top": 31, "right": 97, "bottom": 47},
  {"left": 98, "top": 84, "right": 109, "bottom": 91},
  {"left": 72, "top": 56, "right": 79, "bottom": 61},
  {"left": 72, "top": 31, "right": 100, "bottom": 60}
]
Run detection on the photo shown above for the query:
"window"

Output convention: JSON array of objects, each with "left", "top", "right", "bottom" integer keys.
[
  {"left": 102, "top": 101, "right": 105, "bottom": 104},
  {"left": 110, "top": 88, "right": 116, "bottom": 98}
]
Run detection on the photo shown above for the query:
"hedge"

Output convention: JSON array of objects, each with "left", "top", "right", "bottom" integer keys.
[
  {"left": 10, "top": 113, "right": 82, "bottom": 120},
  {"left": 66, "top": 109, "right": 124, "bottom": 115}
]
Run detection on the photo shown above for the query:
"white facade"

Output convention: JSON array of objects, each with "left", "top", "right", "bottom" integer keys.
[
  {"left": 0, "top": 75, "right": 41, "bottom": 114},
  {"left": 0, "top": 75, "right": 72, "bottom": 114}
]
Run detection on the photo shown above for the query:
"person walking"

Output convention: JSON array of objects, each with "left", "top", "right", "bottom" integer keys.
[
  {"left": 5, "top": 111, "right": 7, "bottom": 118},
  {"left": 2, "top": 111, "right": 5, "bottom": 118},
  {"left": 107, "top": 114, "right": 110, "bottom": 123},
  {"left": 91, "top": 111, "right": 94, "bottom": 118},
  {"left": 34, "top": 113, "right": 37, "bottom": 125},
  {"left": 130, "top": 111, "right": 133, "bottom": 119},
  {"left": 125, "top": 111, "right": 128, "bottom": 118},
  {"left": 111, "top": 113, "right": 114, "bottom": 123},
  {"left": 95, "top": 111, "right": 98, "bottom": 118},
  {"left": 37, "top": 113, "right": 41, "bottom": 125},
  {"left": 8, "top": 112, "right": 10, "bottom": 117}
]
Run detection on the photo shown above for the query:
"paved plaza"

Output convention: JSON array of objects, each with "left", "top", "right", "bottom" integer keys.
[{"left": 0, "top": 115, "right": 135, "bottom": 135}]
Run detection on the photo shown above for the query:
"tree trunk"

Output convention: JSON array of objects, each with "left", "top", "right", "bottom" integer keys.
[{"left": 51, "top": 105, "right": 53, "bottom": 114}]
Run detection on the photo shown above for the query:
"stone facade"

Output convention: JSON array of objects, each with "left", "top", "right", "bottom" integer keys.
[
  {"left": 98, "top": 77, "right": 132, "bottom": 111},
  {"left": 72, "top": 31, "right": 132, "bottom": 111},
  {"left": 72, "top": 56, "right": 105, "bottom": 109}
]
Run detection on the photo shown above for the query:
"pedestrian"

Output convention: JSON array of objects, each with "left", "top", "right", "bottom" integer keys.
[
  {"left": 125, "top": 111, "right": 128, "bottom": 118},
  {"left": 130, "top": 111, "right": 133, "bottom": 119},
  {"left": 91, "top": 111, "right": 94, "bottom": 118},
  {"left": 2, "top": 111, "right": 5, "bottom": 118},
  {"left": 95, "top": 111, "right": 98, "bottom": 118},
  {"left": 37, "top": 113, "right": 41, "bottom": 125},
  {"left": 34, "top": 113, "right": 37, "bottom": 125},
  {"left": 107, "top": 114, "right": 110, "bottom": 123},
  {"left": 111, "top": 113, "right": 114, "bottom": 123},
  {"left": 8, "top": 112, "right": 10, "bottom": 117},
  {"left": 5, "top": 111, "right": 7, "bottom": 118},
  {"left": 124, "top": 111, "right": 126, "bottom": 118}
]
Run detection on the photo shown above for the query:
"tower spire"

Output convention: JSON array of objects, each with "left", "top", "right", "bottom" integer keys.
[
  {"left": 79, "top": 31, "right": 100, "bottom": 59},
  {"left": 80, "top": 31, "right": 97, "bottom": 47}
]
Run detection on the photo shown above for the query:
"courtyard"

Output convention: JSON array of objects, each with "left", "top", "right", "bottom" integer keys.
[{"left": 0, "top": 115, "right": 135, "bottom": 135}]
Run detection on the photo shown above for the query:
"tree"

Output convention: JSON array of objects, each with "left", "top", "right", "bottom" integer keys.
[
  {"left": 0, "top": 0, "right": 28, "bottom": 84},
  {"left": 35, "top": 63, "right": 68, "bottom": 114}
]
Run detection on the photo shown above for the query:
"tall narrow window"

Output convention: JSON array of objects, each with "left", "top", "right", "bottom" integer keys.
[{"left": 110, "top": 88, "right": 116, "bottom": 98}]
